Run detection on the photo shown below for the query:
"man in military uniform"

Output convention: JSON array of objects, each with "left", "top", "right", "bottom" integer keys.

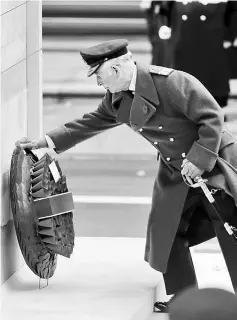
[{"left": 18, "top": 39, "right": 237, "bottom": 313}]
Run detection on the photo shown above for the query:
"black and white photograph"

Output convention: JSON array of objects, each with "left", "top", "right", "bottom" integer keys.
[{"left": 1, "top": 1, "right": 237, "bottom": 319}]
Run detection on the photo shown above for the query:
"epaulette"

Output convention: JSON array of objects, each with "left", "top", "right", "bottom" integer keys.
[{"left": 149, "top": 65, "right": 174, "bottom": 76}]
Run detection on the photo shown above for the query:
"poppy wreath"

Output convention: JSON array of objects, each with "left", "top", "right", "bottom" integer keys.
[{"left": 10, "top": 146, "right": 75, "bottom": 279}]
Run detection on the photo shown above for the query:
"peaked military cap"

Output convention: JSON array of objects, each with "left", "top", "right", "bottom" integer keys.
[{"left": 80, "top": 39, "right": 129, "bottom": 77}]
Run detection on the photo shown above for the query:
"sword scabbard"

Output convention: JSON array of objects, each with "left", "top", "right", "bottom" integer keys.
[{"left": 198, "top": 181, "right": 215, "bottom": 203}]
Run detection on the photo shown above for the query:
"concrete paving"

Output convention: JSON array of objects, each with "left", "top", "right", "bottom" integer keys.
[
  {"left": 1, "top": 238, "right": 160, "bottom": 320},
  {"left": 1, "top": 237, "right": 234, "bottom": 320}
]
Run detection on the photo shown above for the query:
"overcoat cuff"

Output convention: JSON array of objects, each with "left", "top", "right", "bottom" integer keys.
[
  {"left": 47, "top": 125, "right": 75, "bottom": 154},
  {"left": 186, "top": 141, "right": 218, "bottom": 172}
]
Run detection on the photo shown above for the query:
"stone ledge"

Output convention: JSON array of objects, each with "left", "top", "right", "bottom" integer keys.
[
  {"left": 1, "top": 220, "right": 24, "bottom": 284},
  {"left": 43, "top": 82, "right": 105, "bottom": 98},
  {"left": 1, "top": 237, "right": 161, "bottom": 320},
  {"left": 148, "top": 314, "right": 168, "bottom": 320}
]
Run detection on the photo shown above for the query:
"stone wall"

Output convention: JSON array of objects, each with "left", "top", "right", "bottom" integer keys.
[{"left": 1, "top": 0, "right": 42, "bottom": 283}]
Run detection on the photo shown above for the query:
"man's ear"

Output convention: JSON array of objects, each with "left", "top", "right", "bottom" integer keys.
[{"left": 111, "top": 64, "right": 119, "bottom": 74}]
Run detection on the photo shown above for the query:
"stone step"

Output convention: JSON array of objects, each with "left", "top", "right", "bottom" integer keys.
[
  {"left": 42, "top": 0, "right": 143, "bottom": 19},
  {"left": 43, "top": 35, "right": 151, "bottom": 53},
  {"left": 226, "top": 119, "right": 237, "bottom": 136},
  {"left": 43, "top": 82, "right": 237, "bottom": 101},
  {"left": 1, "top": 237, "right": 161, "bottom": 320},
  {"left": 43, "top": 17, "right": 147, "bottom": 36},
  {"left": 148, "top": 313, "right": 169, "bottom": 320}
]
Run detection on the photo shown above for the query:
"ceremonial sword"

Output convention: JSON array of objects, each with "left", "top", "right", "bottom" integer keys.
[{"left": 183, "top": 175, "right": 237, "bottom": 244}]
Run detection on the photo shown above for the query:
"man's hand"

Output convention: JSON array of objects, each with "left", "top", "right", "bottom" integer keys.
[
  {"left": 181, "top": 159, "right": 205, "bottom": 181},
  {"left": 15, "top": 137, "right": 48, "bottom": 150}
]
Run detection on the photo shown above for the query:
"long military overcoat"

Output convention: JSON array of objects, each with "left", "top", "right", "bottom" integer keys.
[
  {"left": 160, "top": 0, "right": 237, "bottom": 102},
  {"left": 48, "top": 63, "right": 237, "bottom": 273}
]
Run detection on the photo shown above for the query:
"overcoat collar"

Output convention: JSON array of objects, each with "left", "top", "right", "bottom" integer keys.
[{"left": 113, "top": 62, "right": 159, "bottom": 131}]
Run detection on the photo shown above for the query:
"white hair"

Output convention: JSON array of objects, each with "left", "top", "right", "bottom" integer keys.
[{"left": 107, "top": 51, "right": 133, "bottom": 67}]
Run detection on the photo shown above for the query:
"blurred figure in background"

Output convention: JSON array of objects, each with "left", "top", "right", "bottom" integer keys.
[
  {"left": 169, "top": 287, "right": 237, "bottom": 320},
  {"left": 144, "top": 0, "right": 237, "bottom": 108},
  {"left": 140, "top": 0, "right": 172, "bottom": 66}
]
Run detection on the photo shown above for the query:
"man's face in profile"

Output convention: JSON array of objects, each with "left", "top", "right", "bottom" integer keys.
[{"left": 95, "top": 62, "right": 128, "bottom": 93}]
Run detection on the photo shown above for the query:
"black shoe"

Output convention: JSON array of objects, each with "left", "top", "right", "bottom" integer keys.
[
  {"left": 154, "top": 301, "right": 169, "bottom": 313},
  {"left": 153, "top": 296, "right": 175, "bottom": 313}
]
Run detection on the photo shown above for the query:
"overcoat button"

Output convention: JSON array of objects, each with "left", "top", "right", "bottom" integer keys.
[
  {"left": 182, "top": 153, "right": 186, "bottom": 158},
  {"left": 166, "top": 157, "right": 171, "bottom": 161},
  {"left": 200, "top": 15, "right": 206, "bottom": 21},
  {"left": 142, "top": 105, "right": 148, "bottom": 114},
  {"left": 158, "top": 125, "right": 163, "bottom": 130},
  {"left": 182, "top": 15, "right": 188, "bottom": 21},
  {"left": 139, "top": 128, "right": 143, "bottom": 132},
  {"left": 169, "top": 137, "right": 174, "bottom": 142}
]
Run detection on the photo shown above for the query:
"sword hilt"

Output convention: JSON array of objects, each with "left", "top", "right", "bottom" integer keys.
[
  {"left": 196, "top": 179, "right": 215, "bottom": 203},
  {"left": 224, "top": 223, "right": 234, "bottom": 235},
  {"left": 183, "top": 175, "right": 215, "bottom": 203}
]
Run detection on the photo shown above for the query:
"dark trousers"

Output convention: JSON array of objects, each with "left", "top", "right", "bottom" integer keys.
[{"left": 163, "top": 187, "right": 237, "bottom": 295}]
